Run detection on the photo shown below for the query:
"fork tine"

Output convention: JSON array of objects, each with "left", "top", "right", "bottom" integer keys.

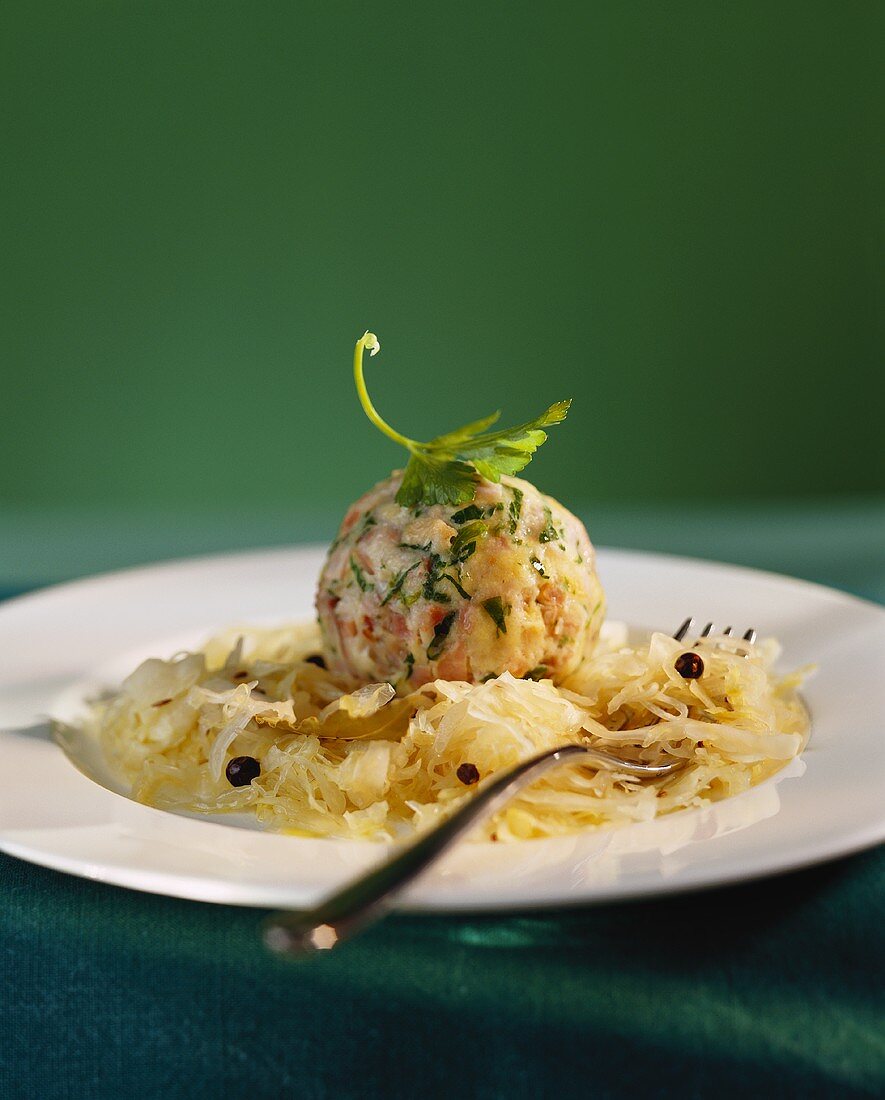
[
  {"left": 674, "top": 619, "right": 756, "bottom": 651},
  {"left": 673, "top": 617, "right": 692, "bottom": 642}
]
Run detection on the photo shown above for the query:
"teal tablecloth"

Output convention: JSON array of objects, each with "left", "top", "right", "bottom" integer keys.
[{"left": 2, "top": 506, "right": 884, "bottom": 1099}]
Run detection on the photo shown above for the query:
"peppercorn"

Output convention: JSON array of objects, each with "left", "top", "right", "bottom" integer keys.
[
  {"left": 305, "top": 654, "right": 327, "bottom": 669},
  {"left": 226, "top": 756, "right": 261, "bottom": 787},
  {"left": 675, "top": 652, "right": 704, "bottom": 679},
  {"left": 457, "top": 762, "right": 480, "bottom": 785}
]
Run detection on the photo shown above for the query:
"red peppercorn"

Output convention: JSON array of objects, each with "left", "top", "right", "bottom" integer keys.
[
  {"left": 457, "top": 762, "right": 480, "bottom": 785},
  {"left": 675, "top": 652, "right": 704, "bottom": 679}
]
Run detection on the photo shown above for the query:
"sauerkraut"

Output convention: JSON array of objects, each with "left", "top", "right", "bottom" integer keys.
[{"left": 81, "top": 620, "right": 810, "bottom": 841}]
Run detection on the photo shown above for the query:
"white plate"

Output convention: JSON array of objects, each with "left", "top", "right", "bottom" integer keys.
[{"left": 1, "top": 546, "right": 882, "bottom": 911}]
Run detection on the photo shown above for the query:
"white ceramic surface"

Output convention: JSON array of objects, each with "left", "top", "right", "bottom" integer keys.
[{"left": 1, "top": 546, "right": 882, "bottom": 910}]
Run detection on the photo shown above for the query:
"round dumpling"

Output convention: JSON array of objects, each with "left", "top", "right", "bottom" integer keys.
[{"left": 316, "top": 472, "right": 605, "bottom": 688}]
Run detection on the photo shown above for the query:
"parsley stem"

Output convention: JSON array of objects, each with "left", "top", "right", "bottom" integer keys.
[{"left": 353, "top": 332, "right": 417, "bottom": 452}]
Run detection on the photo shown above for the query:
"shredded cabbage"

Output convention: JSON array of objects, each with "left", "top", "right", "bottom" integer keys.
[{"left": 83, "top": 621, "right": 810, "bottom": 841}]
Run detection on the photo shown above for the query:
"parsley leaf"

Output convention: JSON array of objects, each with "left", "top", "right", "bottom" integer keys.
[
  {"left": 398, "top": 452, "right": 479, "bottom": 509},
  {"left": 481, "top": 596, "right": 510, "bottom": 634},
  {"left": 353, "top": 332, "right": 571, "bottom": 508}
]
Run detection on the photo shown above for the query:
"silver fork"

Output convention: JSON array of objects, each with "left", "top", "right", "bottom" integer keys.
[{"left": 263, "top": 618, "right": 756, "bottom": 957}]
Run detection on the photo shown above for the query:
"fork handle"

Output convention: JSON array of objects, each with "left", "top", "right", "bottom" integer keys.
[{"left": 263, "top": 744, "right": 677, "bottom": 956}]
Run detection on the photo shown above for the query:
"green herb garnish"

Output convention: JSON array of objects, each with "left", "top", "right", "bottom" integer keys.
[
  {"left": 450, "top": 520, "right": 488, "bottom": 563},
  {"left": 522, "top": 665, "right": 548, "bottom": 681},
  {"left": 508, "top": 486, "right": 524, "bottom": 533},
  {"left": 422, "top": 553, "right": 451, "bottom": 602},
  {"left": 381, "top": 561, "right": 421, "bottom": 605},
  {"left": 427, "top": 611, "right": 457, "bottom": 660},
  {"left": 357, "top": 512, "right": 377, "bottom": 536},
  {"left": 350, "top": 556, "right": 372, "bottom": 591},
  {"left": 353, "top": 332, "right": 570, "bottom": 507},
  {"left": 481, "top": 596, "right": 510, "bottom": 634},
  {"left": 441, "top": 572, "right": 471, "bottom": 600},
  {"left": 451, "top": 504, "right": 487, "bottom": 524},
  {"left": 538, "top": 506, "right": 562, "bottom": 544},
  {"left": 530, "top": 555, "right": 547, "bottom": 577}
]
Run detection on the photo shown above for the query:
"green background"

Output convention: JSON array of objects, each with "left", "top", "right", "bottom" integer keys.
[
  {"left": 2, "top": 10, "right": 884, "bottom": 1095},
  {"left": 1, "top": 2, "right": 882, "bottom": 544}
]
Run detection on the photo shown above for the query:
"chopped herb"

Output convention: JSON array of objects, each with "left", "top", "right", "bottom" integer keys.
[
  {"left": 481, "top": 596, "right": 510, "bottom": 634},
  {"left": 450, "top": 520, "right": 488, "bottom": 562},
  {"left": 539, "top": 506, "right": 561, "bottom": 544},
  {"left": 357, "top": 512, "right": 377, "bottom": 538},
  {"left": 422, "top": 553, "right": 452, "bottom": 602},
  {"left": 352, "top": 331, "right": 571, "bottom": 507},
  {"left": 530, "top": 555, "right": 547, "bottom": 577},
  {"left": 575, "top": 550, "right": 584, "bottom": 564},
  {"left": 508, "top": 487, "right": 524, "bottom": 533},
  {"left": 451, "top": 504, "right": 486, "bottom": 524},
  {"left": 403, "top": 652, "right": 415, "bottom": 678},
  {"left": 522, "top": 666, "right": 548, "bottom": 681},
  {"left": 349, "top": 556, "right": 372, "bottom": 591},
  {"left": 451, "top": 539, "right": 477, "bottom": 563},
  {"left": 399, "top": 541, "right": 432, "bottom": 552},
  {"left": 381, "top": 561, "right": 421, "bottom": 605},
  {"left": 480, "top": 672, "right": 497, "bottom": 682},
  {"left": 427, "top": 611, "right": 457, "bottom": 660},
  {"left": 442, "top": 572, "right": 471, "bottom": 600}
]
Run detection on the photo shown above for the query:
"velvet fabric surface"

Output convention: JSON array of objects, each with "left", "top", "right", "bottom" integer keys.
[{"left": 1, "top": 847, "right": 883, "bottom": 1098}]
